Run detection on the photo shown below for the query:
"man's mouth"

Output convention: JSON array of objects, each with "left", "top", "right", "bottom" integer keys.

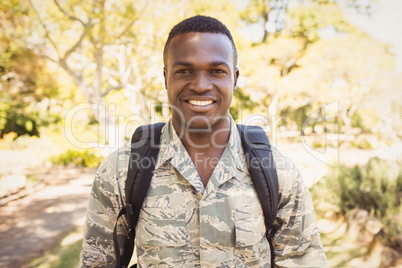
[{"left": 187, "top": 100, "right": 214, "bottom": 106}]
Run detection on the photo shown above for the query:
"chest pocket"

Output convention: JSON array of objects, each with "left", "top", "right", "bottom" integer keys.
[
  {"left": 234, "top": 204, "right": 266, "bottom": 247},
  {"left": 136, "top": 206, "right": 187, "bottom": 247}
]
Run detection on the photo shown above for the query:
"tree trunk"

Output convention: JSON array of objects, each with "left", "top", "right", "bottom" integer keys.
[{"left": 268, "top": 93, "right": 280, "bottom": 143}]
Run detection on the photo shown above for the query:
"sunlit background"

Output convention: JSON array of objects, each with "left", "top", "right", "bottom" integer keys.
[{"left": 0, "top": 0, "right": 401, "bottom": 267}]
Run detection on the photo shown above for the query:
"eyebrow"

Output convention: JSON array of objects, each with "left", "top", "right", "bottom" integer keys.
[{"left": 172, "top": 61, "right": 231, "bottom": 68}]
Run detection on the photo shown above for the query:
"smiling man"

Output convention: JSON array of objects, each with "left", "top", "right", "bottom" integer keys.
[
  {"left": 79, "top": 15, "right": 328, "bottom": 268},
  {"left": 164, "top": 30, "right": 239, "bottom": 186},
  {"left": 165, "top": 31, "right": 238, "bottom": 130}
]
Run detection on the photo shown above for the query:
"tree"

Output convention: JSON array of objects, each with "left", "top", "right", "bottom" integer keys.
[
  {"left": 237, "top": 0, "right": 400, "bottom": 141},
  {"left": 22, "top": 0, "right": 244, "bottom": 146},
  {"left": 286, "top": 33, "right": 395, "bottom": 135},
  {"left": 240, "top": 0, "right": 290, "bottom": 43},
  {"left": 24, "top": 0, "right": 176, "bottom": 147},
  {"left": 0, "top": 0, "right": 58, "bottom": 137},
  {"left": 239, "top": 0, "right": 368, "bottom": 43},
  {"left": 239, "top": 37, "right": 305, "bottom": 117}
]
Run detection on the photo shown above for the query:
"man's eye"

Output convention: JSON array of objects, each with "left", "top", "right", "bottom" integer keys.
[
  {"left": 212, "top": 69, "right": 226, "bottom": 74},
  {"left": 176, "top": 69, "right": 191, "bottom": 74}
]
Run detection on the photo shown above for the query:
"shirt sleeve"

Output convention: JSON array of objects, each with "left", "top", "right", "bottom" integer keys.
[
  {"left": 78, "top": 153, "right": 130, "bottom": 268},
  {"left": 272, "top": 149, "right": 328, "bottom": 268}
]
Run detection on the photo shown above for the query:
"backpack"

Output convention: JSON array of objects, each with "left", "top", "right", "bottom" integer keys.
[{"left": 113, "top": 123, "right": 281, "bottom": 268}]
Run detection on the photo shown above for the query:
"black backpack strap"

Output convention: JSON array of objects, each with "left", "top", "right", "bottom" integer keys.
[
  {"left": 237, "top": 124, "right": 281, "bottom": 267},
  {"left": 114, "top": 122, "right": 165, "bottom": 268}
]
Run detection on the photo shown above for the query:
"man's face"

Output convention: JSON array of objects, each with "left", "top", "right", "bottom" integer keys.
[{"left": 164, "top": 32, "right": 239, "bottom": 130}]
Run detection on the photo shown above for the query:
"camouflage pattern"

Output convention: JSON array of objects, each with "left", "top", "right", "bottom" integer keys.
[{"left": 79, "top": 117, "right": 328, "bottom": 267}]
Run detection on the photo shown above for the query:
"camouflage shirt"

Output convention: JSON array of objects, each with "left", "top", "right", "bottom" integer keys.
[{"left": 79, "top": 118, "right": 327, "bottom": 267}]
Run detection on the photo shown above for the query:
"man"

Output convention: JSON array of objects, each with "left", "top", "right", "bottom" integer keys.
[{"left": 79, "top": 15, "right": 328, "bottom": 267}]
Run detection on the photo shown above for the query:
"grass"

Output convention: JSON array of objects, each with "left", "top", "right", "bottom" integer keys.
[
  {"left": 317, "top": 217, "right": 375, "bottom": 268},
  {"left": 28, "top": 228, "right": 83, "bottom": 268},
  {"left": 322, "top": 229, "right": 370, "bottom": 267},
  {"left": 28, "top": 227, "right": 137, "bottom": 268}
]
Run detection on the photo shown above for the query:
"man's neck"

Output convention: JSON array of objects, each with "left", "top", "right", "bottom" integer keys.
[
  {"left": 172, "top": 117, "right": 231, "bottom": 154},
  {"left": 172, "top": 117, "right": 231, "bottom": 186}
]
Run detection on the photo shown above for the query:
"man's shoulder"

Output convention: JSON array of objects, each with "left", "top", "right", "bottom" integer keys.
[
  {"left": 271, "top": 147, "right": 303, "bottom": 193},
  {"left": 271, "top": 147, "right": 297, "bottom": 171},
  {"left": 96, "top": 144, "right": 131, "bottom": 178}
]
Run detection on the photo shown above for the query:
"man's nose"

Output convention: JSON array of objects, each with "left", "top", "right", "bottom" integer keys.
[{"left": 190, "top": 72, "right": 213, "bottom": 92}]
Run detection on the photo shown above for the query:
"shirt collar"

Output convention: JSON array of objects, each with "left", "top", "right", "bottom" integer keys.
[
  {"left": 226, "top": 116, "right": 249, "bottom": 174},
  {"left": 155, "top": 116, "right": 249, "bottom": 175},
  {"left": 155, "top": 118, "right": 182, "bottom": 170}
]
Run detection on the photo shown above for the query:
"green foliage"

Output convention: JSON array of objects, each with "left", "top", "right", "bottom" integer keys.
[
  {"left": 312, "top": 157, "right": 402, "bottom": 245},
  {"left": 291, "top": 104, "right": 313, "bottom": 131},
  {"left": 279, "top": 103, "right": 327, "bottom": 134},
  {"left": 351, "top": 139, "right": 373, "bottom": 150},
  {"left": 287, "top": 1, "right": 356, "bottom": 42},
  {"left": 312, "top": 141, "right": 325, "bottom": 148},
  {"left": 0, "top": 0, "right": 399, "bottom": 140},
  {"left": 0, "top": 16, "right": 60, "bottom": 137},
  {"left": 351, "top": 111, "right": 365, "bottom": 130},
  {"left": 240, "top": 0, "right": 268, "bottom": 24},
  {"left": 351, "top": 110, "right": 378, "bottom": 133},
  {"left": 230, "top": 88, "right": 257, "bottom": 121},
  {"left": 51, "top": 149, "right": 104, "bottom": 168}
]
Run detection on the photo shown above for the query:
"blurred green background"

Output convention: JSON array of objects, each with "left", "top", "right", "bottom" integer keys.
[{"left": 0, "top": 0, "right": 401, "bottom": 267}]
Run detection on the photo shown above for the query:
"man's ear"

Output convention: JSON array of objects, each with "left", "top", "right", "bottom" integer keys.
[
  {"left": 234, "top": 68, "right": 240, "bottom": 90},
  {"left": 163, "top": 67, "right": 167, "bottom": 90}
]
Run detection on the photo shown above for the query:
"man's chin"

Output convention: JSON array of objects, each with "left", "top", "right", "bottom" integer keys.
[
  {"left": 172, "top": 114, "right": 231, "bottom": 133},
  {"left": 185, "top": 120, "right": 212, "bottom": 131}
]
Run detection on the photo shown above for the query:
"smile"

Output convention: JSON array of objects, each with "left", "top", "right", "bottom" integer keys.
[{"left": 188, "top": 100, "right": 214, "bottom": 106}]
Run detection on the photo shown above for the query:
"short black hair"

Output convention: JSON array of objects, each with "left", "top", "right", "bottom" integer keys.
[{"left": 163, "top": 15, "right": 238, "bottom": 68}]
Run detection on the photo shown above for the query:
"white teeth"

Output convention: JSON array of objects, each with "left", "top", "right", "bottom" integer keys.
[{"left": 188, "top": 100, "right": 213, "bottom": 106}]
